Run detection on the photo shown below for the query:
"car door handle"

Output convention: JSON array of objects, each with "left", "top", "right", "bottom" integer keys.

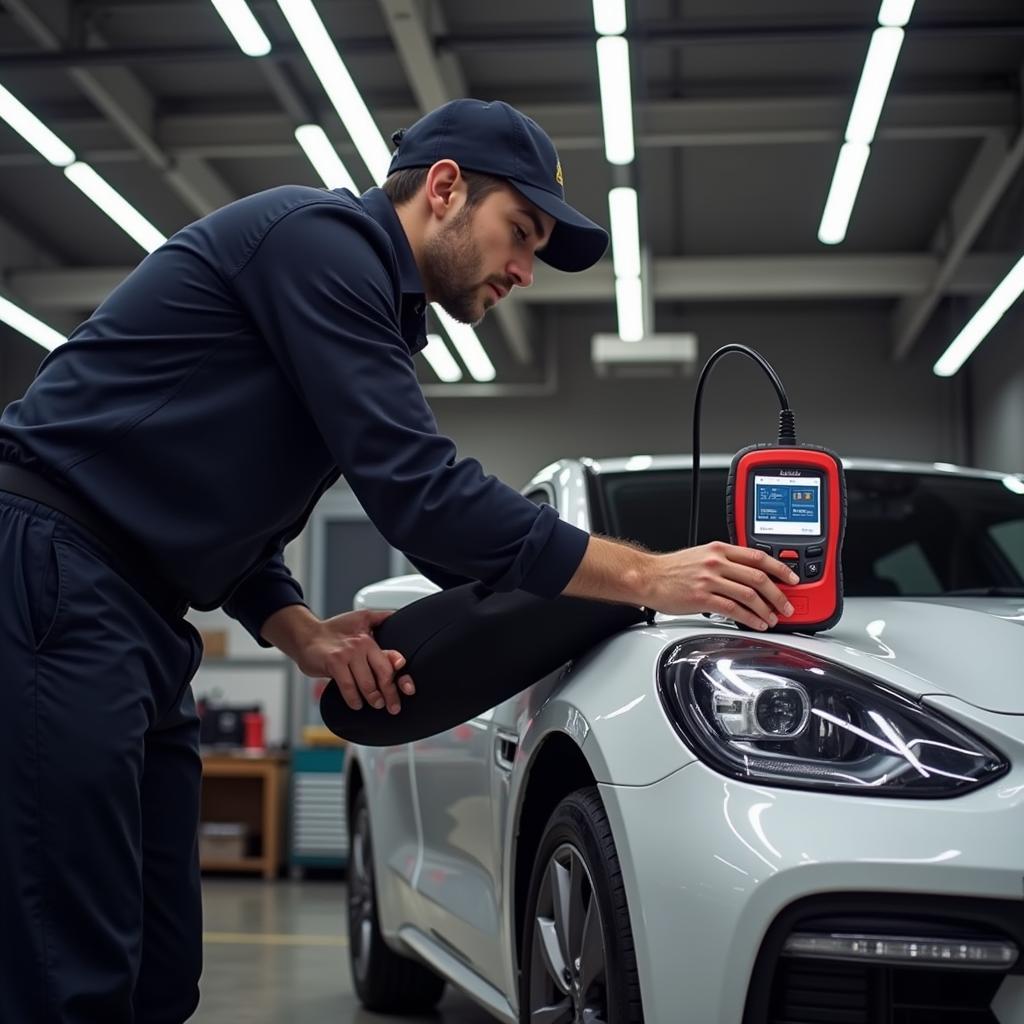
[{"left": 494, "top": 730, "right": 519, "bottom": 772}]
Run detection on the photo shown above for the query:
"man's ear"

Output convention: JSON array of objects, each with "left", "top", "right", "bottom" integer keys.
[{"left": 424, "top": 159, "right": 463, "bottom": 220}]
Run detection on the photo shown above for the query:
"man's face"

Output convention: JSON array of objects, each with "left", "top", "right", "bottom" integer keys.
[{"left": 421, "top": 183, "right": 555, "bottom": 326}]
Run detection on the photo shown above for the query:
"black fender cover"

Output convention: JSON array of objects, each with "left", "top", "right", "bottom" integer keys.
[{"left": 319, "top": 583, "right": 646, "bottom": 746}]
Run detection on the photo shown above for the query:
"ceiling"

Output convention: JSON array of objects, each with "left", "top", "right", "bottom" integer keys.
[{"left": 0, "top": 0, "right": 1022, "bottom": 384}]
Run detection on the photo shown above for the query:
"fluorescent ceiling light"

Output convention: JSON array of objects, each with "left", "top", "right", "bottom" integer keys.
[
  {"left": 0, "top": 293, "right": 65, "bottom": 351},
  {"left": 64, "top": 162, "right": 167, "bottom": 254},
  {"left": 432, "top": 306, "right": 495, "bottom": 382},
  {"left": 421, "top": 333, "right": 463, "bottom": 383},
  {"left": 592, "top": 0, "right": 626, "bottom": 35},
  {"left": 878, "top": 0, "right": 915, "bottom": 27},
  {"left": 294, "top": 124, "right": 357, "bottom": 191},
  {"left": 209, "top": 0, "right": 271, "bottom": 56},
  {"left": 615, "top": 276, "right": 644, "bottom": 342},
  {"left": 818, "top": 142, "right": 870, "bottom": 245},
  {"left": 595, "top": 36, "right": 635, "bottom": 165},
  {"left": 817, "top": 15, "right": 910, "bottom": 246},
  {"left": 0, "top": 81, "right": 75, "bottom": 166},
  {"left": 608, "top": 186, "right": 641, "bottom": 280},
  {"left": 276, "top": 0, "right": 392, "bottom": 184},
  {"left": 933, "top": 252, "right": 1024, "bottom": 377},
  {"left": 845, "top": 27, "right": 905, "bottom": 145}
]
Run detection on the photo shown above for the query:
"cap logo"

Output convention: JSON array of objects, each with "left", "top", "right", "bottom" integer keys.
[{"left": 555, "top": 160, "right": 564, "bottom": 187}]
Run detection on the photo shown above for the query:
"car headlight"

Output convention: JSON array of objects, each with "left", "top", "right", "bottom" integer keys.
[{"left": 658, "top": 636, "right": 1008, "bottom": 796}]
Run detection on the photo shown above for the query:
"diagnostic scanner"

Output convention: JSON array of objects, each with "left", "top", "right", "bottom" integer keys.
[
  {"left": 688, "top": 344, "right": 846, "bottom": 635},
  {"left": 727, "top": 443, "right": 845, "bottom": 632}
]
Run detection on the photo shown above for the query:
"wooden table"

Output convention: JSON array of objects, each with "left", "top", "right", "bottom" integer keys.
[{"left": 200, "top": 752, "right": 289, "bottom": 880}]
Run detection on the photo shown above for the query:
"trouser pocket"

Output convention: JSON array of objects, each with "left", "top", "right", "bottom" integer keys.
[{"left": 1, "top": 500, "right": 62, "bottom": 653}]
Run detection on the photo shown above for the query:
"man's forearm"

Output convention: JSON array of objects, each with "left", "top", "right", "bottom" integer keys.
[
  {"left": 260, "top": 603, "right": 321, "bottom": 660},
  {"left": 562, "top": 534, "right": 797, "bottom": 625},
  {"left": 561, "top": 535, "right": 656, "bottom": 607}
]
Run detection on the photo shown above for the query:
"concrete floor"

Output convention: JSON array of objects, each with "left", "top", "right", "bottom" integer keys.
[{"left": 188, "top": 878, "right": 494, "bottom": 1024}]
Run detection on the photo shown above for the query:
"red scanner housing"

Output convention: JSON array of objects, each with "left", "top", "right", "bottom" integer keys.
[{"left": 727, "top": 443, "right": 846, "bottom": 633}]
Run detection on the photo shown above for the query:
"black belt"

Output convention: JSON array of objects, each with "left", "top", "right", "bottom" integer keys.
[{"left": 0, "top": 463, "right": 187, "bottom": 619}]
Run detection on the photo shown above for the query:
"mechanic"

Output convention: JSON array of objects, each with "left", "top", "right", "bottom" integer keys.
[{"left": 0, "top": 98, "right": 797, "bottom": 1023}]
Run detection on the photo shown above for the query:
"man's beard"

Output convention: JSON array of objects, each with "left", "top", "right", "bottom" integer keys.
[{"left": 421, "top": 206, "right": 488, "bottom": 325}]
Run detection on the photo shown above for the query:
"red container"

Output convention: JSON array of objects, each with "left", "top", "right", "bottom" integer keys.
[{"left": 243, "top": 710, "right": 265, "bottom": 750}]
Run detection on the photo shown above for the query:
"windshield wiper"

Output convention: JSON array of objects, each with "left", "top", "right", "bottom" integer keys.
[{"left": 942, "top": 587, "right": 1024, "bottom": 597}]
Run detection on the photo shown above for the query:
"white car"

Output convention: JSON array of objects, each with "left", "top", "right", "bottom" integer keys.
[{"left": 343, "top": 457, "right": 1024, "bottom": 1024}]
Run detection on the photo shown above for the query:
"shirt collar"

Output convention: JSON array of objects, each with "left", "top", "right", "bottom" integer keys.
[
  {"left": 358, "top": 188, "right": 425, "bottom": 356},
  {"left": 356, "top": 187, "right": 428, "bottom": 354},
  {"left": 358, "top": 187, "right": 424, "bottom": 295}
]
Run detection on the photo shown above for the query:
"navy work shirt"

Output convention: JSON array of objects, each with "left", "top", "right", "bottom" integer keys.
[{"left": 0, "top": 186, "right": 590, "bottom": 643}]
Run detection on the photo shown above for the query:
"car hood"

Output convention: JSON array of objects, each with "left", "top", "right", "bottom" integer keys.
[{"left": 793, "top": 596, "right": 1024, "bottom": 714}]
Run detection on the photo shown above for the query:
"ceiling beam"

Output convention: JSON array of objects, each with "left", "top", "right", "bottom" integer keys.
[
  {"left": 0, "top": 214, "right": 60, "bottom": 273},
  {"left": 530, "top": 253, "right": 1014, "bottom": 303},
  {"left": 12, "top": 253, "right": 1012, "bottom": 312},
  {"left": 0, "top": 92, "right": 1011, "bottom": 169},
  {"left": 3, "top": 0, "right": 235, "bottom": 216},
  {"left": 2, "top": 17, "right": 1023, "bottom": 64},
  {"left": 377, "top": 0, "right": 464, "bottom": 111},
  {"left": 891, "top": 126, "right": 1024, "bottom": 360},
  {"left": 0, "top": 213, "right": 79, "bottom": 334},
  {"left": 376, "top": 0, "right": 535, "bottom": 365}
]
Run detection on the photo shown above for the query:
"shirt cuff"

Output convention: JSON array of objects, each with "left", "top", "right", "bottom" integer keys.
[
  {"left": 515, "top": 518, "right": 591, "bottom": 598},
  {"left": 224, "top": 575, "right": 308, "bottom": 647}
]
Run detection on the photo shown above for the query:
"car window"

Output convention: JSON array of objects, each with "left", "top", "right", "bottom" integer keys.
[
  {"left": 525, "top": 488, "right": 552, "bottom": 509},
  {"left": 873, "top": 542, "right": 942, "bottom": 595},
  {"left": 990, "top": 518, "right": 1024, "bottom": 577},
  {"left": 599, "top": 471, "right": 727, "bottom": 551},
  {"left": 597, "top": 468, "right": 1024, "bottom": 597}
]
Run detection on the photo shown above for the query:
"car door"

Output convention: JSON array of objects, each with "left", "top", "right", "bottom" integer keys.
[
  {"left": 406, "top": 695, "right": 525, "bottom": 990},
  {"left": 347, "top": 576, "right": 439, "bottom": 942},
  {"left": 409, "top": 484, "right": 557, "bottom": 990}
]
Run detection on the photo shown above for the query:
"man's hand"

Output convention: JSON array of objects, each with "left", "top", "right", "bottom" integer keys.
[
  {"left": 642, "top": 542, "right": 797, "bottom": 628},
  {"left": 261, "top": 606, "right": 414, "bottom": 713},
  {"left": 563, "top": 536, "right": 798, "bottom": 631}
]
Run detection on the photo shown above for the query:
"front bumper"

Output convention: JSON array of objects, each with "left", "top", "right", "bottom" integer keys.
[{"left": 598, "top": 710, "right": 1024, "bottom": 1023}]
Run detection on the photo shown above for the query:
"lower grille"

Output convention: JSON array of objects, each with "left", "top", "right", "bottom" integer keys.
[
  {"left": 744, "top": 894, "right": 1023, "bottom": 1024},
  {"left": 770, "top": 958, "right": 1003, "bottom": 1024}
]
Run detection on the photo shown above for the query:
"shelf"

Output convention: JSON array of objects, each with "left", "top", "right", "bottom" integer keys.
[
  {"left": 200, "top": 856, "right": 265, "bottom": 873},
  {"left": 200, "top": 753, "right": 289, "bottom": 880}
]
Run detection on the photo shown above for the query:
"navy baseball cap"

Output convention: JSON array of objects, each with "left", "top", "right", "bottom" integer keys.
[{"left": 387, "top": 99, "right": 608, "bottom": 273}]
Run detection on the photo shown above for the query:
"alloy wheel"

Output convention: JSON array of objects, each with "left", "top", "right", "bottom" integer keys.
[
  {"left": 348, "top": 811, "right": 375, "bottom": 983},
  {"left": 528, "top": 842, "right": 608, "bottom": 1024}
]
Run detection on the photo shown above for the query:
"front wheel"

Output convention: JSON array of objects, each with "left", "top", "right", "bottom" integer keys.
[
  {"left": 347, "top": 789, "right": 445, "bottom": 1013},
  {"left": 519, "top": 787, "right": 643, "bottom": 1023}
]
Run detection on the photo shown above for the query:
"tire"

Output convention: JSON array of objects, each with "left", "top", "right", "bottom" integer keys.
[
  {"left": 519, "top": 787, "right": 643, "bottom": 1023},
  {"left": 347, "top": 790, "right": 446, "bottom": 1013}
]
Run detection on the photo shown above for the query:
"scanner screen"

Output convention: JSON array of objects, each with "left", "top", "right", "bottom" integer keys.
[{"left": 754, "top": 475, "right": 822, "bottom": 536}]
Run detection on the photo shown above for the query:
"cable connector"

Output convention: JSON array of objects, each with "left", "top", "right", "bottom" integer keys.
[
  {"left": 688, "top": 344, "right": 796, "bottom": 549},
  {"left": 778, "top": 408, "right": 797, "bottom": 446}
]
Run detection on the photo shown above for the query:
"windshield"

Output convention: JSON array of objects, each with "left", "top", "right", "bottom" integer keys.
[{"left": 595, "top": 468, "right": 1024, "bottom": 597}]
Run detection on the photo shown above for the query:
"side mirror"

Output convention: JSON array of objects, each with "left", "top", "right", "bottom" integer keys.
[{"left": 354, "top": 574, "right": 440, "bottom": 612}]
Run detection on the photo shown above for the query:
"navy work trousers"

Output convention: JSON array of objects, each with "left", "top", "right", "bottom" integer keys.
[{"left": 0, "top": 492, "right": 204, "bottom": 1023}]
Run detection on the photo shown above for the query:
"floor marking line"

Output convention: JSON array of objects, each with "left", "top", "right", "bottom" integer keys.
[{"left": 202, "top": 931, "right": 349, "bottom": 947}]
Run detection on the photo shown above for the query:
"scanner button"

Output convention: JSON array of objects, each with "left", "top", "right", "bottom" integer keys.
[
  {"left": 753, "top": 543, "right": 773, "bottom": 555},
  {"left": 779, "top": 549, "right": 799, "bottom": 560},
  {"left": 804, "top": 561, "right": 821, "bottom": 578},
  {"left": 806, "top": 545, "right": 823, "bottom": 557},
  {"left": 783, "top": 560, "right": 801, "bottom": 576}
]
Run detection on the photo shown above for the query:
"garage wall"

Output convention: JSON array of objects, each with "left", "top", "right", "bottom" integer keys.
[
  {"left": 967, "top": 304, "right": 1024, "bottom": 475},
  {"left": 0, "top": 326, "right": 46, "bottom": 412},
  {"left": 430, "top": 303, "right": 965, "bottom": 489}
]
